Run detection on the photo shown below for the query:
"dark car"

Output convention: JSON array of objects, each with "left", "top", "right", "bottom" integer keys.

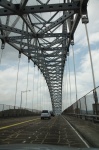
[{"left": 50, "top": 111, "right": 55, "bottom": 117}]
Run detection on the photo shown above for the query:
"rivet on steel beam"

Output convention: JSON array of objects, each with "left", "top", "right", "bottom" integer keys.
[{"left": 82, "top": 15, "right": 89, "bottom": 24}]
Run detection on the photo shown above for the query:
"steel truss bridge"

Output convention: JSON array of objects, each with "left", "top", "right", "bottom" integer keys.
[{"left": 0, "top": 0, "right": 88, "bottom": 114}]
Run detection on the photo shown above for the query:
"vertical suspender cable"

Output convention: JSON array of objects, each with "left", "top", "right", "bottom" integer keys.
[
  {"left": 38, "top": 69, "right": 40, "bottom": 110},
  {"left": 68, "top": 56, "right": 71, "bottom": 106},
  {"left": 25, "top": 62, "right": 29, "bottom": 108},
  {"left": 41, "top": 76, "right": 43, "bottom": 110},
  {"left": 82, "top": 13, "right": 98, "bottom": 114},
  {"left": 39, "top": 71, "right": 41, "bottom": 111},
  {"left": 72, "top": 45, "right": 78, "bottom": 103},
  {"left": 37, "top": 68, "right": 38, "bottom": 110},
  {"left": 84, "top": 24, "right": 98, "bottom": 114},
  {"left": 42, "top": 77, "right": 44, "bottom": 109},
  {"left": 14, "top": 56, "right": 20, "bottom": 107},
  {"left": 85, "top": 24, "right": 96, "bottom": 90},
  {"left": 40, "top": 75, "right": 42, "bottom": 111},
  {"left": 62, "top": 75, "right": 64, "bottom": 111},
  {"left": 32, "top": 64, "right": 35, "bottom": 111},
  {"left": 26, "top": 22, "right": 30, "bottom": 109},
  {"left": 44, "top": 81, "right": 45, "bottom": 110},
  {"left": 66, "top": 63, "right": 68, "bottom": 107},
  {"left": 42, "top": 76, "right": 43, "bottom": 110},
  {"left": 44, "top": 80, "right": 46, "bottom": 108},
  {"left": 34, "top": 65, "right": 36, "bottom": 109},
  {"left": 65, "top": 64, "right": 67, "bottom": 109},
  {"left": 0, "top": 49, "right": 3, "bottom": 64},
  {"left": 40, "top": 71, "right": 41, "bottom": 111},
  {"left": 63, "top": 66, "right": 66, "bottom": 111}
]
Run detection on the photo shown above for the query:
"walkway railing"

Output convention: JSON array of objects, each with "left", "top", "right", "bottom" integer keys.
[
  {"left": 0, "top": 104, "right": 41, "bottom": 117},
  {"left": 63, "top": 86, "right": 99, "bottom": 116}
]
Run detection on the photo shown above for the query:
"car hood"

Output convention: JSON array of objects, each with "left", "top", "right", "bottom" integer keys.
[{"left": 0, "top": 144, "right": 98, "bottom": 150}]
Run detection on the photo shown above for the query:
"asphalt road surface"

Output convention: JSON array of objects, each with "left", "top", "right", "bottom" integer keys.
[{"left": 0, "top": 116, "right": 88, "bottom": 148}]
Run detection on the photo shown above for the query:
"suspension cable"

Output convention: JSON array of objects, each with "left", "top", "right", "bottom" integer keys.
[
  {"left": 68, "top": 56, "right": 71, "bottom": 106},
  {"left": 41, "top": 76, "right": 43, "bottom": 110},
  {"left": 85, "top": 24, "right": 96, "bottom": 89},
  {"left": 44, "top": 83, "right": 46, "bottom": 109},
  {"left": 14, "top": 56, "right": 20, "bottom": 107},
  {"left": 66, "top": 63, "right": 68, "bottom": 107},
  {"left": 37, "top": 68, "right": 39, "bottom": 110},
  {"left": 64, "top": 63, "right": 67, "bottom": 108},
  {"left": 32, "top": 64, "right": 35, "bottom": 111},
  {"left": 25, "top": 61, "right": 29, "bottom": 108},
  {"left": 72, "top": 45, "right": 78, "bottom": 103},
  {"left": 0, "top": 49, "right": 3, "bottom": 64},
  {"left": 34, "top": 65, "right": 36, "bottom": 109},
  {"left": 40, "top": 71, "right": 41, "bottom": 111},
  {"left": 38, "top": 69, "right": 40, "bottom": 110}
]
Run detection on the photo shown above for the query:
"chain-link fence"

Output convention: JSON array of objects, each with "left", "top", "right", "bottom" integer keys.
[
  {"left": 63, "top": 86, "right": 99, "bottom": 115},
  {"left": 0, "top": 104, "right": 41, "bottom": 117}
]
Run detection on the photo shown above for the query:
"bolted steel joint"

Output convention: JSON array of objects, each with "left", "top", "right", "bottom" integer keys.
[
  {"left": 80, "top": 0, "right": 89, "bottom": 24},
  {"left": 71, "top": 40, "right": 74, "bottom": 46},
  {"left": 82, "top": 15, "right": 89, "bottom": 24}
]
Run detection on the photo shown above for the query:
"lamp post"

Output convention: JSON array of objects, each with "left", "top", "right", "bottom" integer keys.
[{"left": 20, "top": 90, "right": 31, "bottom": 109}]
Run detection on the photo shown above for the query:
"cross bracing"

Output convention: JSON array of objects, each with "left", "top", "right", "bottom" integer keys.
[{"left": 0, "top": 0, "right": 88, "bottom": 114}]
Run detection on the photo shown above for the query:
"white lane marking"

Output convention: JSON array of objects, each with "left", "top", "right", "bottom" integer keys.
[{"left": 62, "top": 116, "right": 90, "bottom": 148}]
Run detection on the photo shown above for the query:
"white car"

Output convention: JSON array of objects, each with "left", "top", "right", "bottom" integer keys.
[{"left": 41, "top": 110, "right": 51, "bottom": 119}]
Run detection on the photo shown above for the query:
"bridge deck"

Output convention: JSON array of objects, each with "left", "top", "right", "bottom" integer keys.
[
  {"left": 64, "top": 115, "right": 99, "bottom": 148},
  {"left": 0, "top": 116, "right": 87, "bottom": 148}
]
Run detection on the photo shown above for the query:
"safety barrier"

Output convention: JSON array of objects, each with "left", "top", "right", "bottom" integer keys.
[
  {"left": 0, "top": 104, "right": 41, "bottom": 118},
  {"left": 63, "top": 86, "right": 99, "bottom": 122}
]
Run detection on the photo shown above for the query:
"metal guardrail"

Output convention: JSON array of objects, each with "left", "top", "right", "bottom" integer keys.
[
  {"left": 63, "top": 86, "right": 99, "bottom": 116},
  {"left": 0, "top": 104, "right": 41, "bottom": 117}
]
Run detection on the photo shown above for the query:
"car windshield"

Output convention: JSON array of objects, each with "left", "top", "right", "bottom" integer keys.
[{"left": 0, "top": 0, "right": 99, "bottom": 150}]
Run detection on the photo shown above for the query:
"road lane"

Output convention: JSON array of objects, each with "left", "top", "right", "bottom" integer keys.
[
  {"left": 0, "top": 116, "right": 39, "bottom": 127},
  {"left": 0, "top": 116, "right": 88, "bottom": 147},
  {"left": 0, "top": 118, "right": 39, "bottom": 130}
]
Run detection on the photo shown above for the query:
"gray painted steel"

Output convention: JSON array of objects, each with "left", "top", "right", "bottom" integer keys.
[{"left": 0, "top": 0, "right": 88, "bottom": 114}]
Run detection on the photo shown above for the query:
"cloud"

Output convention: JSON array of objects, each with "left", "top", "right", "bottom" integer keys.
[
  {"left": 74, "top": 0, "right": 99, "bottom": 48},
  {"left": 0, "top": 60, "right": 52, "bottom": 111},
  {"left": 0, "top": 0, "right": 99, "bottom": 113},
  {"left": 62, "top": 49, "right": 99, "bottom": 110},
  {"left": 89, "top": 32, "right": 99, "bottom": 44}
]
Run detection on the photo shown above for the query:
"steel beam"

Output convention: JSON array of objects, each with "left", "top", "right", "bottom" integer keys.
[
  {"left": 0, "top": 0, "right": 89, "bottom": 114},
  {"left": 40, "top": 11, "right": 74, "bottom": 34},
  {"left": 0, "top": 2, "right": 79, "bottom": 16}
]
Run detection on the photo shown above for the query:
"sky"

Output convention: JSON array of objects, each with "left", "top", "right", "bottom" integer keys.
[
  {"left": 62, "top": 0, "right": 99, "bottom": 110},
  {"left": 0, "top": 0, "right": 99, "bottom": 112}
]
